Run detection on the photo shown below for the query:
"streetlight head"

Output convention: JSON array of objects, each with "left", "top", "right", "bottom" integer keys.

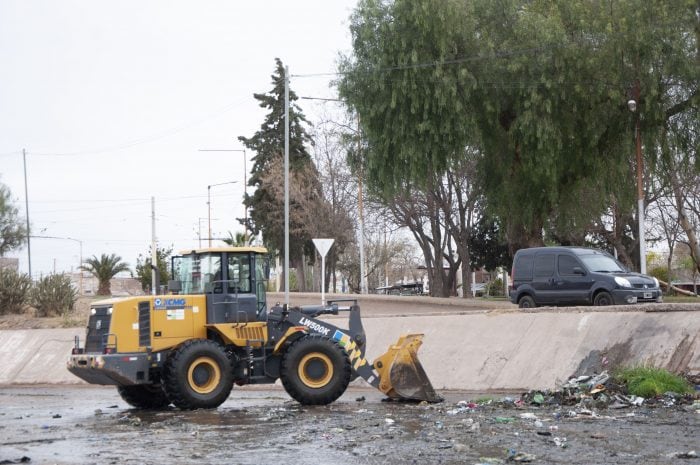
[{"left": 627, "top": 99, "right": 637, "bottom": 112}]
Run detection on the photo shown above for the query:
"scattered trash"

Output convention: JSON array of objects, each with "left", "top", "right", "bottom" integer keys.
[
  {"left": 0, "top": 457, "right": 31, "bottom": 464},
  {"left": 507, "top": 451, "right": 536, "bottom": 462},
  {"left": 51, "top": 414, "right": 61, "bottom": 419},
  {"left": 495, "top": 417, "right": 516, "bottom": 424},
  {"left": 552, "top": 436, "right": 567, "bottom": 448},
  {"left": 434, "top": 420, "right": 444, "bottom": 429},
  {"left": 536, "top": 431, "right": 552, "bottom": 437},
  {"left": 476, "top": 457, "right": 504, "bottom": 465},
  {"left": 355, "top": 396, "right": 365, "bottom": 402},
  {"left": 447, "top": 401, "right": 477, "bottom": 415},
  {"left": 384, "top": 418, "right": 395, "bottom": 425},
  {"left": 531, "top": 393, "right": 545, "bottom": 405},
  {"left": 667, "top": 451, "right": 698, "bottom": 459},
  {"left": 453, "top": 442, "right": 468, "bottom": 452},
  {"left": 518, "top": 412, "right": 538, "bottom": 420}
]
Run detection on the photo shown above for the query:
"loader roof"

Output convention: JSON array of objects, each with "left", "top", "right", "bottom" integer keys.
[{"left": 177, "top": 246, "right": 268, "bottom": 255}]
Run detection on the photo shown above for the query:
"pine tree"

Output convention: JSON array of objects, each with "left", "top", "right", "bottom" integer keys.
[{"left": 238, "top": 58, "right": 318, "bottom": 290}]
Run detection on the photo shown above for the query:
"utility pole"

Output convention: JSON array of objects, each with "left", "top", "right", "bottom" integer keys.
[
  {"left": 22, "top": 149, "right": 32, "bottom": 279},
  {"left": 151, "top": 197, "right": 157, "bottom": 295},
  {"left": 284, "top": 65, "right": 290, "bottom": 305},
  {"left": 628, "top": 80, "right": 646, "bottom": 274}
]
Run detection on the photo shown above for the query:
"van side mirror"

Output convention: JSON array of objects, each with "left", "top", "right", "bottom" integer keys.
[{"left": 573, "top": 267, "right": 585, "bottom": 276}]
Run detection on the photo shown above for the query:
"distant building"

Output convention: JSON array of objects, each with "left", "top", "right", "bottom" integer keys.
[{"left": 69, "top": 272, "right": 144, "bottom": 296}]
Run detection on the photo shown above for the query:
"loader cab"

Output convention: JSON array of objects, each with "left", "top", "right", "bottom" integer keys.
[{"left": 170, "top": 247, "right": 269, "bottom": 323}]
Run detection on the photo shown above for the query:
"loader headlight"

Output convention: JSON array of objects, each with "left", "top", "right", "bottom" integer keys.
[
  {"left": 90, "top": 308, "right": 96, "bottom": 315},
  {"left": 614, "top": 277, "right": 632, "bottom": 288},
  {"left": 107, "top": 307, "right": 113, "bottom": 314}
]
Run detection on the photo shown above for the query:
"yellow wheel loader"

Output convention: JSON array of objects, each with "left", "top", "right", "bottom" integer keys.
[{"left": 67, "top": 247, "right": 441, "bottom": 409}]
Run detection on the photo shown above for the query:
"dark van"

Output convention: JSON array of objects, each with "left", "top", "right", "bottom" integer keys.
[{"left": 509, "top": 247, "right": 662, "bottom": 308}]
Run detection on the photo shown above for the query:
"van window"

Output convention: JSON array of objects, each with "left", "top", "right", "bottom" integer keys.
[
  {"left": 558, "top": 255, "right": 580, "bottom": 276},
  {"left": 534, "top": 254, "right": 555, "bottom": 278},
  {"left": 514, "top": 254, "right": 534, "bottom": 280}
]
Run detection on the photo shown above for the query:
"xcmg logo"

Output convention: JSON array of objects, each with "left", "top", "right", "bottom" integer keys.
[{"left": 154, "top": 298, "right": 186, "bottom": 309}]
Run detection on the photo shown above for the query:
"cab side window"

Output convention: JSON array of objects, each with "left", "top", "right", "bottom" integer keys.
[
  {"left": 558, "top": 255, "right": 581, "bottom": 276},
  {"left": 534, "top": 254, "right": 555, "bottom": 278}
]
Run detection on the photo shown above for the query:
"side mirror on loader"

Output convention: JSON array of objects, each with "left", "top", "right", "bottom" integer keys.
[{"left": 168, "top": 280, "right": 182, "bottom": 294}]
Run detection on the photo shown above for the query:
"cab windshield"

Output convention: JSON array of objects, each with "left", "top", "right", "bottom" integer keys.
[
  {"left": 172, "top": 253, "right": 221, "bottom": 294},
  {"left": 579, "top": 254, "right": 626, "bottom": 273}
]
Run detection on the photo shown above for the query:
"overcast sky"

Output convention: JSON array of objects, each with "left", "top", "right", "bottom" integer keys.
[{"left": 0, "top": 0, "right": 357, "bottom": 278}]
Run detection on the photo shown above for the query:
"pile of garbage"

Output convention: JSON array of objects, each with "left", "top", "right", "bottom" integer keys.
[{"left": 513, "top": 370, "right": 699, "bottom": 410}]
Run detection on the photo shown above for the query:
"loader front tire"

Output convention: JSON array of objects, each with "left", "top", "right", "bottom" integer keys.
[
  {"left": 163, "top": 339, "right": 233, "bottom": 410},
  {"left": 280, "top": 335, "right": 351, "bottom": 405},
  {"left": 117, "top": 384, "right": 170, "bottom": 409}
]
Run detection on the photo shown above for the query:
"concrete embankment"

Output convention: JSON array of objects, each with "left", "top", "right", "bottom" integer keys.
[{"left": 0, "top": 300, "right": 698, "bottom": 390}]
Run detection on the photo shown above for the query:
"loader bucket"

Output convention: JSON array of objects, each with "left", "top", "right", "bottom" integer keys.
[{"left": 373, "top": 334, "right": 442, "bottom": 403}]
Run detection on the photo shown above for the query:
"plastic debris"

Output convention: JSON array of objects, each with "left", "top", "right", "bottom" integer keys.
[
  {"left": 667, "top": 451, "right": 698, "bottom": 459},
  {"left": 495, "top": 417, "right": 516, "bottom": 423},
  {"left": 552, "top": 437, "right": 567, "bottom": 448},
  {"left": 507, "top": 451, "right": 536, "bottom": 462}
]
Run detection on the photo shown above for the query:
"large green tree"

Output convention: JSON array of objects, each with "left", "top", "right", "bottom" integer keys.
[
  {"left": 338, "top": 0, "right": 699, "bottom": 261},
  {"left": 238, "top": 58, "right": 319, "bottom": 291},
  {"left": 0, "top": 181, "right": 28, "bottom": 256}
]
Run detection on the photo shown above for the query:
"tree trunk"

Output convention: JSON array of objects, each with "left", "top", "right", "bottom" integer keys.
[
  {"left": 672, "top": 180, "right": 700, "bottom": 275},
  {"left": 97, "top": 280, "right": 111, "bottom": 296}
]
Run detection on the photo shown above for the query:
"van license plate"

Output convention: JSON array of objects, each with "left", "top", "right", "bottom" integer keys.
[{"left": 643, "top": 292, "right": 652, "bottom": 299}]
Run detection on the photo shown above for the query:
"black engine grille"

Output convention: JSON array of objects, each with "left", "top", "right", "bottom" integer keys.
[
  {"left": 85, "top": 307, "right": 112, "bottom": 353},
  {"left": 138, "top": 301, "right": 151, "bottom": 347}
]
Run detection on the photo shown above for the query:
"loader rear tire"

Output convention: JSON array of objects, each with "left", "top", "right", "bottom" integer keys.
[
  {"left": 280, "top": 335, "right": 351, "bottom": 405},
  {"left": 163, "top": 339, "right": 233, "bottom": 410},
  {"left": 117, "top": 384, "right": 170, "bottom": 409}
]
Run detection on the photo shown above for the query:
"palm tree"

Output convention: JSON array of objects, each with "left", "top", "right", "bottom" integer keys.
[
  {"left": 80, "top": 253, "right": 130, "bottom": 295},
  {"left": 222, "top": 231, "right": 253, "bottom": 247}
]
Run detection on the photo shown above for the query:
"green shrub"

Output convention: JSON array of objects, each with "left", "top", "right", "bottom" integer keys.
[
  {"left": 486, "top": 278, "right": 505, "bottom": 297},
  {"left": 31, "top": 273, "right": 78, "bottom": 317},
  {"left": 615, "top": 366, "right": 693, "bottom": 397},
  {"left": 648, "top": 266, "right": 669, "bottom": 285},
  {"left": 0, "top": 268, "right": 32, "bottom": 315}
]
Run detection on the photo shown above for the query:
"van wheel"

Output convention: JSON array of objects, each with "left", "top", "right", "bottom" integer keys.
[
  {"left": 594, "top": 291, "right": 613, "bottom": 306},
  {"left": 518, "top": 295, "right": 536, "bottom": 309}
]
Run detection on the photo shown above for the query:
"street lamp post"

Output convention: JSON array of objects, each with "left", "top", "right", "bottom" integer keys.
[
  {"left": 628, "top": 80, "right": 646, "bottom": 274},
  {"left": 207, "top": 181, "right": 237, "bottom": 247},
  {"left": 199, "top": 148, "right": 249, "bottom": 244}
]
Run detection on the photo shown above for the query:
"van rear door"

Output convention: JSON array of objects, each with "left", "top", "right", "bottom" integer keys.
[{"left": 532, "top": 253, "right": 556, "bottom": 304}]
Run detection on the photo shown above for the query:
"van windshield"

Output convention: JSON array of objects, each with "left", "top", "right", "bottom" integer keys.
[{"left": 579, "top": 254, "right": 626, "bottom": 273}]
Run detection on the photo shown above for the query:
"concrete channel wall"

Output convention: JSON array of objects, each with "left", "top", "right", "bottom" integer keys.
[{"left": 0, "top": 302, "right": 698, "bottom": 391}]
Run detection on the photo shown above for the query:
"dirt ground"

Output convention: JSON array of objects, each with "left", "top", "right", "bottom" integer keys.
[{"left": 1, "top": 385, "right": 698, "bottom": 465}]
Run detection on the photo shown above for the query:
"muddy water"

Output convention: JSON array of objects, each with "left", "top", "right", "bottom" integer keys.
[{"left": 1, "top": 385, "right": 698, "bottom": 465}]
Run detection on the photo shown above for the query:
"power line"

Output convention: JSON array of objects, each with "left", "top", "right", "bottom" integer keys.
[{"left": 22, "top": 97, "right": 249, "bottom": 157}]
